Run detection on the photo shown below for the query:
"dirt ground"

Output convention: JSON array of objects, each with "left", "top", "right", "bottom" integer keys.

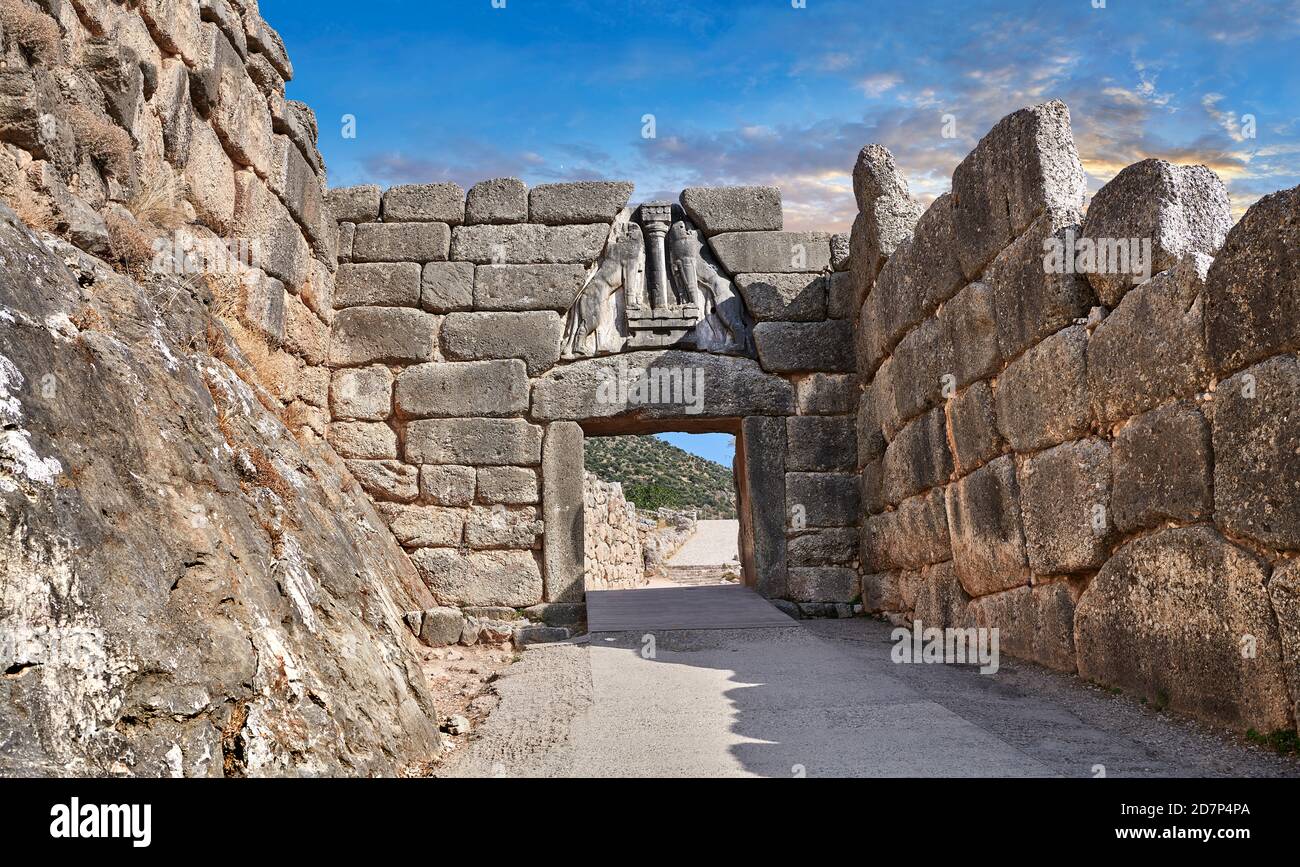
[{"left": 401, "top": 642, "right": 521, "bottom": 776}]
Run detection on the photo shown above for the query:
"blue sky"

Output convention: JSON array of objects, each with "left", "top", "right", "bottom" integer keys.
[{"left": 265, "top": 0, "right": 1299, "bottom": 231}]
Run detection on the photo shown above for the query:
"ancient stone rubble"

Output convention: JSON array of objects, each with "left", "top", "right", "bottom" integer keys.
[{"left": 0, "top": 0, "right": 1297, "bottom": 776}]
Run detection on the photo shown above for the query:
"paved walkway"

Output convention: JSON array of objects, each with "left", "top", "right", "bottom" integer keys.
[
  {"left": 666, "top": 519, "right": 739, "bottom": 566},
  {"left": 447, "top": 591, "right": 1300, "bottom": 778}
]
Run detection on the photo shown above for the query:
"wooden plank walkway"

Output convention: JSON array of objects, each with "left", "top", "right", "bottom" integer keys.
[{"left": 585, "top": 584, "right": 798, "bottom": 632}]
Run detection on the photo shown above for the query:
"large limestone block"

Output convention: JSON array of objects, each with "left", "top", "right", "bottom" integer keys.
[
  {"left": 282, "top": 295, "right": 329, "bottom": 364},
  {"left": 787, "top": 528, "right": 857, "bottom": 566},
  {"left": 850, "top": 143, "right": 922, "bottom": 286},
  {"left": 1205, "top": 184, "right": 1300, "bottom": 375},
  {"left": 381, "top": 183, "right": 465, "bottom": 224},
  {"left": 327, "top": 421, "right": 397, "bottom": 460},
  {"left": 1111, "top": 401, "right": 1212, "bottom": 534},
  {"left": 199, "top": 26, "right": 272, "bottom": 176},
  {"left": 352, "top": 222, "right": 450, "bottom": 263},
  {"left": 753, "top": 321, "right": 854, "bottom": 374},
  {"left": 375, "top": 503, "right": 465, "bottom": 548},
  {"left": 405, "top": 418, "right": 543, "bottom": 466},
  {"left": 785, "top": 415, "right": 856, "bottom": 472},
  {"left": 1075, "top": 527, "right": 1292, "bottom": 731},
  {"left": 476, "top": 466, "right": 538, "bottom": 505},
  {"left": 856, "top": 385, "right": 886, "bottom": 466},
  {"left": 867, "top": 194, "right": 965, "bottom": 351},
  {"left": 411, "top": 548, "right": 543, "bottom": 608},
  {"left": 233, "top": 172, "right": 310, "bottom": 289},
  {"left": 993, "top": 324, "right": 1091, "bottom": 452},
  {"left": 1268, "top": 559, "right": 1300, "bottom": 728},
  {"left": 884, "top": 317, "right": 943, "bottom": 429},
  {"left": 421, "top": 262, "right": 475, "bottom": 312},
  {"left": 968, "top": 583, "right": 1076, "bottom": 672},
  {"left": 986, "top": 213, "right": 1094, "bottom": 360},
  {"left": 328, "top": 307, "right": 437, "bottom": 366},
  {"left": 945, "top": 380, "right": 1004, "bottom": 476},
  {"left": 441, "top": 310, "right": 561, "bottom": 375},
  {"left": 708, "top": 231, "right": 831, "bottom": 274},
  {"left": 330, "top": 365, "right": 393, "bottom": 421},
  {"left": 862, "top": 487, "right": 950, "bottom": 571},
  {"left": 881, "top": 406, "right": 952, "bottom": 505},
  {"left": 944, "top": 456, "right": 1028, "bottom": 597},
  {"left": 680, "top": 186, "right": 782, "bottom": 236},
  {"left": 473, "top": 263, "right": 586, "bottom": 311},
  {"left": 273, "top": 134, "right": 333, "bottom": 260},
  {"left": 1088, "top": 256, "right": 1210, "bottom": 425},
  {"left": 529, "top": 181, "right": 633, "bottom": 224},
  {"left": 912, "top": 562, "right": 971, "bottom": 630},
  {"left": 740, "top": 416, "right": 788, "bottom": 598},
  {"left": 785, "top": 472, "right": 859, "bottom": 528},
  {"left": 464, "top": 505, "right": 542, "bottom": 550},
  {"left": 334, "top": 262, "right": 421, "bottom": 308},
  {"left": 466, "top": 177, "right": 527, "bottom": 224},
  {"left": 734, "top": 273, "right": 826, "bottom": 321},
  {"left": 140, "top": 0, "right": 202, "bottom": 64},
  {"left": 861, "top": 570, "right": 903, "bottom": 614},
  {"left": 1017, "top": 439, "right": 1112, "bottom": 576},
  {"left": 937, "top": 281, "right": 1000, "bottom": 390},
  {"left": 185, "top": 116, "right": 237, "bottom": 230},
  {"left": 449, "top": 223, "right": 607, "bottom": 264},
  {"left": 1080, "top": 159, "right": 1231, "bottom": 307},
  {"left": 394, "top": 359, "right": 529, "bottom": 419},
  {"left": 787, "top": 566, "right": 858, "bottom": 603},
  {"left": 543, "top": 422, "right": 585, "bottom": 603},
  {"left": 796, "top": 373, "right": 856, "bottom": 416},
  {"left": 531, "top": 350, "right": 794, "bottom": 421},
  {"left": 951, "top": 100, "right": 1086, "bottom": 279},
  {"left": 1212, "top": 355, "right": 1300, "bottom": 551},
  {"left": 326, "top": 185, "right": 381, "bottom": 223},
  {"left": 419, "top": 465, "right": 476, "bottom": 506},
  {"left": 344, "top": 459, "right": 418, "bottom": 502}
]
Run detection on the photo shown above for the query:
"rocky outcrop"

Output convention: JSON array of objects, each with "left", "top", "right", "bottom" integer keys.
[{"left": 0, "top": 205, "right": 440, "bottom": 776}]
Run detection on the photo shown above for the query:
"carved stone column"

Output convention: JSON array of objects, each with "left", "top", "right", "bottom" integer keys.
[{"left": 640, "top": 202, "right": 673, "bottom": 308}]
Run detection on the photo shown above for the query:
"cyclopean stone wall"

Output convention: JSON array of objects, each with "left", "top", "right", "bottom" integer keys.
[
  {"left": 322, "top": 179, "right": 860, "bottom": 614},
  {"left": 852, "top": 99, "right": 1300, "bottom": 734},
  {"left": 582, "top": 472, "right": 644, "bottom": 589},
  {"left": 0, "top": 0, "right": 336, "bottom": 435}
]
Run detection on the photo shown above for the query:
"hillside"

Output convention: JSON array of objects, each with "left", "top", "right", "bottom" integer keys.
[{"left": 585, "top": 436, "right": 737, "bottom": 519}]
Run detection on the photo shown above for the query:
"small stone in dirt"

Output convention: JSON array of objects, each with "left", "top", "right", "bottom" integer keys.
[{"left": 445, "top": 714, "right": 471, "bottom": 735}]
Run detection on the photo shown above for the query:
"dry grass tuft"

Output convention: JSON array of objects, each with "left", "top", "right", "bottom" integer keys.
[
  {"left": 127, "top": 172, "right": 188, "bottom": 230},
  {"left": 65, "top": 104, "right": 134, "bottom": 180},
  {"left": 104, "top": 210, "right": 156, "bottom": 280},
  {"left": 0, "top": 0, "right": 63, "bottom": 65}
]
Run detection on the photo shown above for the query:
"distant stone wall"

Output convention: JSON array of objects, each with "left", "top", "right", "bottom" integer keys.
[
  {"left": 0, "top": 0, "right": 336, "bottom": 436},
  {"left": 322, "top": 178, "right": 860, "bottom": 612},
  {"left": 851, "top": 99, "right": 1299, "bottom": 734},
  {"left": 582, "top": 472, "right": 644, "bottom": 589}
]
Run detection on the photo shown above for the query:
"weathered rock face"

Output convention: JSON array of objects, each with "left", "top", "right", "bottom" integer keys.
[
  {"left": 854, "top": 99, "right": 1299, "bottom": 732},
  {"left": 0, "top": 208, "right": 440, "bottom": 776}
]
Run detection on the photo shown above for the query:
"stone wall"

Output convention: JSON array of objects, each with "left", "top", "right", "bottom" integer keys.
[
  {"left": 323, "top": 179, "right": 862, "bottom": 613},
  {"left": 852, "top": 100, "right": 1300, "bottom": 733},
  {"left": 582, "top": 471, "right": 645, "bottom": 589},
  {"left": 0, "top": 0, "right": 335, "bottom": 435}
]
